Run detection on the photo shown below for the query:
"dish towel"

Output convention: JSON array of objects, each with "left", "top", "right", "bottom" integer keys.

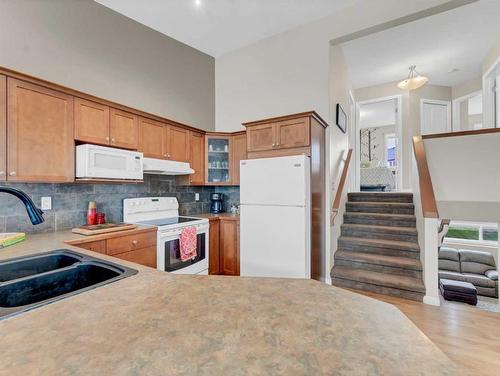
[{"left": 179, "top": 226, "right": 197, "bottom": 261}]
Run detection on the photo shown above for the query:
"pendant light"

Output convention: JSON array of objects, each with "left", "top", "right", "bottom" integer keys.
[{"left": 397, "top": 65, "right": 428, "bottom": 90}]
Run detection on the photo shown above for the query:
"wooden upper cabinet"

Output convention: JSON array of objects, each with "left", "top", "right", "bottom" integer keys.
[
  {"left": 7, "top": 78, "right": 74, "bottom": 182},
  {"left": 231, "top": 133, "right": 247, "bottom": 185},
  {"left": 0, "top": 75, "right": 6, "bottom": 182},
  {"left": 74, "top": 98, "right": 110, "bottom": 145},
  {"left": 246, "top": 123, "right": 275, "bottom": 152},
  {"left": 139, "top": 117, "right": 165, "bottom": 159},
  {"left": 165, "top": 125, "right": 189, "bottom": 162},
  {"left": 110, "top": 108, "right": 139, "bottom": 150},
  {"left": 220, "top": 219, "right": 240, "bottom": 276},
  {"left": 275, "top": 117, "right": 310, "bottom": 149},
  {"left": 189, "top": 131, "right": 204, "bottom": 184}
]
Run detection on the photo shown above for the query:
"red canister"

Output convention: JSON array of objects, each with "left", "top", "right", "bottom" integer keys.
[{"left": 86, "top": 201, "right": 97, "bottom": 225}]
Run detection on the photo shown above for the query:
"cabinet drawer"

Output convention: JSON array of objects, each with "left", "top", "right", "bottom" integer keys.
[
  {"left": 75, "top": 240, "right": 107, "bottom": 254},
  {"left": 106, "top": 231, "right": 156, "bottom": 255},
  {"left": 112, "top": 246, "right": 157, "bottom": 268}
]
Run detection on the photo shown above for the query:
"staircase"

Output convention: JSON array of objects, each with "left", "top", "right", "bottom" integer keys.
[{"left": 331, "top": 192, "right": 426, "bottom": 301}]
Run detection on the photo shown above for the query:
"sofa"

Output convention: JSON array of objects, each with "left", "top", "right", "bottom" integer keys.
[{"left": 438, "top": 247, "right": 498, "bottom": 298}]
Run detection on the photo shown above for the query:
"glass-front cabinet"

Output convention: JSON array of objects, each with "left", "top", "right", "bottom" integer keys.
[{"left": 205, "top": 135, "right": 232, "bottom": 184}]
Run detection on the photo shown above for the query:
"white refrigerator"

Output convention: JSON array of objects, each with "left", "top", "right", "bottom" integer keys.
[{"left": 240, "top": 155, "right": 311, "bottom": 279}]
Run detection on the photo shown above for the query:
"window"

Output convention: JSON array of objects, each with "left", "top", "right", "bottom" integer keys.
[
  {"left": 385, "top": 133, "right": 397, "bottom": 167},
  {"left": 445, "top": 221, "right": 498, "bottom": 244}
]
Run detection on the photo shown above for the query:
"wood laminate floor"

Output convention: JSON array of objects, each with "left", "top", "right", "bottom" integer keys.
[{"left": 344, "top": 288, "right": 500, "bottom": 375}]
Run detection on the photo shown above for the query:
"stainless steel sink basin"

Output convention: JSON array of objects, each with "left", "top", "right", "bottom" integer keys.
[{"left": 0, "top": 250, "right": 137, "bottom": 319}]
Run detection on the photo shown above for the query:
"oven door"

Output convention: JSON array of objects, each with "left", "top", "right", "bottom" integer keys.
[{"left": 158, "top": 229, "right": 208, "bottom": 274}]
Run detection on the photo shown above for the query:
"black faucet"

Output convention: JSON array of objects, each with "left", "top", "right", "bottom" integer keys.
[{"left": 0, "top": 186, "right": 45, "bottom": 225}]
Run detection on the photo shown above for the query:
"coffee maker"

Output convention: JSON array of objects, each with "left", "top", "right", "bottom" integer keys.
[{"left": 210, "top": 193, "right": 224, "bottom": 214}]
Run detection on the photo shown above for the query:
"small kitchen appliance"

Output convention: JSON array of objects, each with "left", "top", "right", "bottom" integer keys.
[
  {"left": 123, "top": 197, "right": 209, "bottom": 275},
  {"left": 210, "top": 193, "right": 224, "bottom": 214}
]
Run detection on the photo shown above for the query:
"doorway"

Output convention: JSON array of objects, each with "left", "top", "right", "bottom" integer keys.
[{"left": 355, "top": 96, "right": 402, "bottom": 192}]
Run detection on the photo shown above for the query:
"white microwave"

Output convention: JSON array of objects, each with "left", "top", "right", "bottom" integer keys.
[{"left": 76, "top": 144, "right": 143, "bottom": 180}]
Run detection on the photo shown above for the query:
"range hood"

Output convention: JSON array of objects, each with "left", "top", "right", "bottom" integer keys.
[{"left": 143, "top": 158, "right": 194, "bottom": 175}]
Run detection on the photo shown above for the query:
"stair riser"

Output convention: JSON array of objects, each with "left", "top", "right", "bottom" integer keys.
[
  {"left": 341, "top": 228, "right": 418, "bottom": 242},
  {"left": 331, "top": 277, "right": 424, "bottom": 302},
  {"left": 346, "top": 205, "right": 414, "bottom": 215},
  {"left": 337, "top": 243, "right": 420, "bottom": 259},
  {"left": 344, "top": 216, "right": 416, "bottom": 228},
  {"left": 348, "top": 194, "right": 413, "bottom": 203},
  {"left": 334, "top": 259, "right": 423, "bottom": 278}
]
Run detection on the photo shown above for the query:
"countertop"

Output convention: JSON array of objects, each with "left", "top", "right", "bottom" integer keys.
[
  {"left": 196, "top": 212, "right": 240, "bottom": 221},
  {"left": 0, "top": 231, "right": 457, "bottom": 375}
]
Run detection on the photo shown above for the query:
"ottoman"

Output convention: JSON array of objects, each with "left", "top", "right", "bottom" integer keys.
[{"left": 440, "top": 278, "right": 477, "bottom": 305}]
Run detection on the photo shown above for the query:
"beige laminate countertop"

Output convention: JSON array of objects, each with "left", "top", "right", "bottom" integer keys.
[
  {"left": 0, "top": 231, "right": 457, "bottom": 375},
  {"left": 196, "top": 212, "right": 240, "bottom": 221}
]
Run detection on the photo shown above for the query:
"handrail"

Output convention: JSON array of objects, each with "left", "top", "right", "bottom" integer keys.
[
  {"left": 412, "top": 136, "right": 438, "bottom": 218},
  {"left": 331, "top": 149, "right": 352, "bottom": 223},
  {"left": 421, "top": 127, "right": 500, "bottom": 140}
]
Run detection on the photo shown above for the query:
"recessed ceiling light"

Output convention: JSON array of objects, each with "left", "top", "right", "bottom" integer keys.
[
  {"left": 194, "top": 0, "right": 202, "bottom": 6},
  {"left": 448, "top": 68, "right": 459, "bottom": 74}
]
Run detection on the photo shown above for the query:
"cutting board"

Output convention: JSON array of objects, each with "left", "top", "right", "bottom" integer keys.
[{"left": 72, "top": 223, "right": 138, "bottom": 236}]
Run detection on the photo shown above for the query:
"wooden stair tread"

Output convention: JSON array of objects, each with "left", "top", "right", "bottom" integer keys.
[
  {"left": 335, "top": 250, "right": 422, "bottom": 270},
  {"left": 344, "top": 212, "right": 416, "bottom": 220},
  {"left": 347, "top": 201, "right": 414, "bottom": 207},
  {"left": 339, "top": 236, "right": 419, "bottom": 251},
  {"left": 341, "top": 223, "right": 417, "bottom": 235},
  {"left": 332, "top": 266, "right": 426, "bottom": 293}
]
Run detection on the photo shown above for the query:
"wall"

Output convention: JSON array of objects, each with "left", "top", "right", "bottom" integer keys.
[
  {"left": 355, "top": 82, "right": 451, "bottom": 189},
  {"left": 327, "top": 45, "right": 352, "bottom": 280},
  {"left": 451, "top": 77, "right": 482, "bottom": 99},
  {"left": 482, "top": 38, "right": 500, "bottom": 75},
  {"left": 0, "top": 177, "right": 214, "bottom": 234},
  {"left": 0, "top": 0, "right": 215, "bottom": 130},
  {"left": 215, "top": 0, "right": 452, "bottom": 132}
]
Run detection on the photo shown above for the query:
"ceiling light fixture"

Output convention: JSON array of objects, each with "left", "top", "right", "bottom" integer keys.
[{"left": 397, "top": 65, "right": 428, "bottom": 91}]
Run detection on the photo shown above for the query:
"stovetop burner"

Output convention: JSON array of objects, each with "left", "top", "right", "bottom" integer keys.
[{"left": 137, "top": 217, "right": 203, "bottom": 227}]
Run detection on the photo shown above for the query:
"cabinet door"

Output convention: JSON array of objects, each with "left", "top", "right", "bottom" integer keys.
[
  {"left": 7, "top": 78, "right": 74, "bottom": 182},
  {"left": 231, "top": 133, "right": 247, "bottom": 185},
  {"left": 74, "top": 97, "right": 110, "bottom": 145},
  {"left": 139, "top": 117, "right": 166, "bottom": 159},
  {"left": 208, "top": 219, "right": 220, "bottom": 275},
  {"left": 220, "top": 219, "right": 240, "bottom": 276},
  {"left": 206, "top": 136, "right": 232, "bottom": 184},
  {"left": 246, "top": 123, "right": 275, "bottom": 152},
  {"left": 275, "top": 117, "right": 310, "bottom": 149},
  {"left": 165, "top": 125, "right": 189, "bottom": 162},
  {"left": 189, "top": 131, "right": 205, "bottom": 184},
  {"left": 110, "top": 108, "right": 139, "bottom": 150},
  {"left": 0, "top": 75, "right": 5, "bottom": 181},
  {"left": 112, "top": 246, "right": 157, "bottom": 268}
]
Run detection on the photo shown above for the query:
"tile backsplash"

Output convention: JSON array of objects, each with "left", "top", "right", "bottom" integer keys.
[
  {"left": 215, "top": 186, "right": 241, "bottom": 212},
  {"left": 0, "top": 175, "right": 215, "bottom": 234}
]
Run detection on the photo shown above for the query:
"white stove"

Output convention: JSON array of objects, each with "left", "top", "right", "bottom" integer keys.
[{"left": 123, "top": 197, "right": 209, "bottom": 275}]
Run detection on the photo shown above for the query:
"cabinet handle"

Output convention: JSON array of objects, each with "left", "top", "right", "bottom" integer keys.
[
  {"left": 9, "top": 171, "right": 16, "bottom": 177},
  {"left": 163, "top": 154, "right": 168, "bottom": 158},
  {"left": 0, "top": 171, "right": 5, "bottom": 176},
  {"left": 167, "top": 154, "right": 171, "bottom": 159},
  {"left": 132, "top": 240, "right": 138, "bottom": 245},
  {"left": 111, "top": 138, "right": 116, "bottom": 143},
  {"left": 105, "top": 136, "right": 110, "bottom": 142}
]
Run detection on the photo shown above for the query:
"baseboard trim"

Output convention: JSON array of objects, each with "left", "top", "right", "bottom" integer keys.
[
  {"left": 423, "top": 295, "right": 441, "bottom": 306},
  {"left": 325, "top": 275, "right": 332, "bottom": 285}
]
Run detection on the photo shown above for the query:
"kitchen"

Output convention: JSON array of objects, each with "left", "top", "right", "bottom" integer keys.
[{"left": 0, "top": 1, "right": 460, "bottom": 374}]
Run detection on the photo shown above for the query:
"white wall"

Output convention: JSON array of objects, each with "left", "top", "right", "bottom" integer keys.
[
  {"left": 0, "top": 0, "right": 215, "bottom": 130},
  {"left": 355, "top": 82, "right": 451, "bottom": 189},
  {"left": 327, "top": 45, "right": 353, "bottom": 279},
  {"left": 215, "top": 0, "right": 452, "bottom": 132},
  {"left": 424, "top": 132, "right": 500, "bottom": 222}
]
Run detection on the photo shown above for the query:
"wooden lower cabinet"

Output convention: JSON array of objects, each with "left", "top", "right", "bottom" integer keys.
[
  {"left": 68, "top": 228, "right": 157, "bottom": 268},
  {"left": 0, "top": 75, "right": 5, "bottom": 182},
  {"left": 208, "top": 218, "right": 220, "bottom": 274},
  {"left": 208, "top": 216, "right": 240, "bottom": 276}
]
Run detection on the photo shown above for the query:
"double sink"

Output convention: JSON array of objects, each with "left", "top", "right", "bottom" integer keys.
[{"left": 0, "top": 249, "right": 137, "bottom": 319}]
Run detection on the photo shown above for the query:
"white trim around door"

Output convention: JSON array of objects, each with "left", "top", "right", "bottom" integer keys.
[{"left": 355, "top": 95, "right": 403, "bottom": 192}]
